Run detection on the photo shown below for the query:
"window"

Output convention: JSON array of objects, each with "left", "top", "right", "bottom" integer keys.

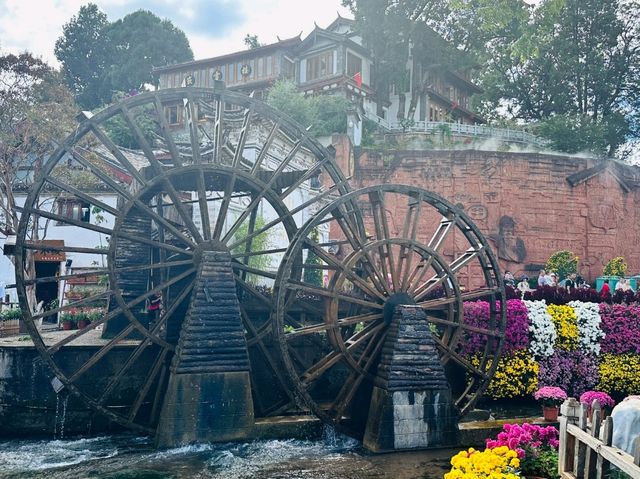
[
  {"left": 57, "top": 199, "right": 90, "bottom": 224},
  {"left": 306, "top": 50, "right": 334, "bottom": 82},
  {"left": 165, "top": 105, "right": 182, "bottom": 125},
  {"left": 282, "top": 57, "right": 294, "bottom": 80},
  {"left": 346, "top": 52, "right": 362, "bottom": 78}
]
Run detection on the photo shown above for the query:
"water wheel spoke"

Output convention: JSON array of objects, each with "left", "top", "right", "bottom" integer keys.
[
  {"left": 424, "top": 315, "right": 501, "bottom": 338},
  {"left": 33, "top": 291, "right": 112, "bottom": 321},
  {"left": 250, "top": 119, "right": 279, "bottom": 174},
  {"left": 67, "top": 323, "right": 137, "bottom": 383},
  {"left": 428, "top": 214, "right": 456, "bottom": 252},
  {"left": 195, "top": 170, "right": 212, "bottom": 240},
  {"left": 221, "top": 137, "right": 305, "bottom": 244},
  {"left": 23, "top": 243, "right": 108, "bottom": 255},
  {"left": 332, "top": 328, "right": 386, "bottom": 419},
  {"left": 212, "top": 96, "right": 224, "bottom": 164},
  {"left": 286, "top": 280, "right": 384, "bottom": 310},
  {"left": 97, "top": 281, "right": 194, "bottom": 404},
  {"left": 127, "top": 348, "right": 168, "bottom": 422},
  {"left": 397, "top": 194, "right": 422, "bottom": 291},
  {"left": 305, "top": 240, "right": 386, "bottom": 301},
  {"left": 161, "top": 177, "right": 205, "bottom": 244},
  {"left": 449, "top": 247, "right": 482, "bottom": 273},
  {"left": 153, "top": 95, "right": 183, "bottom": 167},
  {"left": 300, "top": 350, "right": 344, "bottom": 385},
  {"left": 231, "top": 247, "right": 289, "bottom": 261},
  {"left": 226, "top": 181, "right": 345, "bottom": 252},
  {"left": 106, "top": 107, "right": 200, "bottom": 247},
  {"left": 88, "top": 122, "right": 147, "bottom": 186},
  {"left": 332, "top": 210, "right": 389, "bottom": 296},
  {"left": 368, "top": 190, "right": 399, "bottom": 292},
  {"left": 64, "top": 144, "right": 198, "bottom": 247},
  {"left": 433, "top": 339, "right": 488, "bottom": 379},
  {"left": 45, "top": 177, "right": 119, "bottom": 216},
  {"left": 233, "top": 262, "right": 277, "bottom": 280},
  {"left": 239, "top": 305, "right": 293, "bottom": 400},
  {"left": 406, "top": 255, "right": 437, "bottom": 297},
  {"left": 416, "top": 287, "right": 499, "bottom": 310}
]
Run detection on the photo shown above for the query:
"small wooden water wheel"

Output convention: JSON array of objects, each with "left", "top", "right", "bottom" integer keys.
[
  {"left": 13, "top": 86, "right": 352, "bottom": 433},
  {"left": 272, "top": 184, "right": 506, "bottom": 436}
]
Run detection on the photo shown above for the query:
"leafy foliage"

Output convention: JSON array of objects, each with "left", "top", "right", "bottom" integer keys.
[
  {"left": 545, "top": 250, "right": 579, "bottom": 280},
  {"left": 266, "top": 80, "right": 348, "bottom": 137},
  {"left": 343, "top": 0, "right": 640, "bottom": 156},
  {"left": 603, "top": 256, "right": 628, "bottom": 276},
  {"left": 55, "top": 4, "right": 193, "bottom": 109}
]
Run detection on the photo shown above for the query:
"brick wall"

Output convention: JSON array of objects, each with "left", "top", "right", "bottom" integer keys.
[{"left": 332, "top": 135, "right": 640, "bottom": 282}]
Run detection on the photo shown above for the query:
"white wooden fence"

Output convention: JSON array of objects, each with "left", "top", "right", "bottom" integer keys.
[{"left": 559, "top": 398, "right": 640, "bottom": 478}]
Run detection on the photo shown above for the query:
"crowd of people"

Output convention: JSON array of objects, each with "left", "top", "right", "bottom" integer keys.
[{"left": 502, "top": 269, "right": 636, "bottom": 299}]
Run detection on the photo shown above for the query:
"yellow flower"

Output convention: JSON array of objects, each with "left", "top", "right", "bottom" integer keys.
[
  {"left": 445, "top": 447, "right": 521, "bottom": 478},
  {"left": 547, "top": 304, "right": 578, "bottom": 350},
  {"left": 472, "top": 351, "right": 539, "bottom": 399}
]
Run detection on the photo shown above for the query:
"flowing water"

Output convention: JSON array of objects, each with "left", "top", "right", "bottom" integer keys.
[{"left": 0, "top": 430, "right": 454, "bottom": 479}]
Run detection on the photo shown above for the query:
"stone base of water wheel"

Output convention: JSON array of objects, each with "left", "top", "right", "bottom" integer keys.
[
  {"left": 156, "top": 249, "right": 254, "bottom": 448},
  {"left": 363, "top": 305, "right": 458, "bottom": 453}
]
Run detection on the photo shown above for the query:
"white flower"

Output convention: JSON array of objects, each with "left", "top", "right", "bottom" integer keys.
[
  {"left": 569, "top": 301, "right": 604, "bottom": 355},
  {"left": 526, "top": 300, "right": 556, "bottom": 358}
]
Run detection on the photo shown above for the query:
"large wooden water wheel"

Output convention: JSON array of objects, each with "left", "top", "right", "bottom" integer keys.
[
  {"left": 13, "top": 86, "right": 351, "bottom": 433},
  {"left": 14, "top": 87, "right": 505, "bottom": 439},
  {"left": 272, "top": 185, "right": 506, "bottom": 436}
]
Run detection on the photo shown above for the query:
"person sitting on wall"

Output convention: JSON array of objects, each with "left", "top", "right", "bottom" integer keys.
[
  {"left": 615, "top": 278, "right": 634, "bottom": 292},
  {"left": 563, "top": 272, "right": 577, "bottom": 290},
  {"left": 517, "top": 276, "right": 531, "bottom": 295},
  {"left": 538, "top": 269, "right": 547, "bottom": 287},
  {"left": 504, "top": 271, "right": 515, "bottom": 287}
]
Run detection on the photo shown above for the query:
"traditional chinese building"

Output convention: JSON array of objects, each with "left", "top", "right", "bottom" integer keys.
[{"left": 151, "top": 16, "right": 484, "bottom": 134}]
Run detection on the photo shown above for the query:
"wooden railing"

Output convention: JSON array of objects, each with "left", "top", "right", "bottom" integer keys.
[
  {"left": 363, "top": 110, "right": 550, "bottom": 147},
  {"left": 559, "top": 398, "right": 640, "bottom": 479}
]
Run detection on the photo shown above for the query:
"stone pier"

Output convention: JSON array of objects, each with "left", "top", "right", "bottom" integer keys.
[
  {"left": 156, "top": 248, "right": 254, "bottom": 447},
  {"left": 363, "top": 305, "right": 458, "bottom": 452}
]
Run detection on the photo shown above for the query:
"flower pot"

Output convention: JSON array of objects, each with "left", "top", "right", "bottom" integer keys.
[
  {"left": 62, "top": 320, "right": 73, "bottom": 331},
  {"left": 543, "top": 406, "right": 559, "bottom": 421},
  {"left": 77, "top": 319, "right": 89, "bottom": 329}
]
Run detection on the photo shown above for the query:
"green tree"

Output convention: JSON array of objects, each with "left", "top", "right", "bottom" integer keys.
[
  {"left": 55, "top": 5, "right": 193, "bottom": 109},
  {"left": 343, "top": 0, "right": 640, "bottom": 156},
  {"left": 545, "top": 251, "right": 579, "bottom": 280},
  {"left": 54, "top": 3, "right": 111, "bottom": 109},
  {"left": 105, "top": 10, "right": 193, "bottom": 93},
  {"left": 266, "top": 80, "right": 348, "bottom": 137},
  {"left": 0, "top": 52, "right": 77, "bottom": 308}
]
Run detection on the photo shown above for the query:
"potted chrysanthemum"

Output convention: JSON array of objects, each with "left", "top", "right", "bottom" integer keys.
[
  {"left": 534, "top": 386, "right": 567, "bottom": 421},
  {"left": 579, "top": 391, "right": 615, "bottom": 419}
]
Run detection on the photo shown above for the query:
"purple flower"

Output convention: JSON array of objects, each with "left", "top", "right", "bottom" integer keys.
[
  {"left": 459, "top": 299, "right": 529, "bottom": 356},
  {"left": 534, "top": 386, "right": 567, "bottom": 405},
  {"left": 579, "top": 390, "right": 615, "bottom": 408},
  {"left": 538, "top": 350, "right": 599, "bottom": 397},
  {"left": 599, "top": 304, "right": 640, "bottom": 354}
]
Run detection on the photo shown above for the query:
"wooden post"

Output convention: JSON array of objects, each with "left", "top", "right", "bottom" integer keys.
[
  {"left": 584, "top": 401, "right": 601, "bottom": 479},
  {"left": 560, "top": 398, "right": 581, "bottom": 476},
  {"left": 574, "top": 401, "right": 588, "bottom": 477},
  {"left": 634, "top": 436, "right": 640, "bottom": 467},
  {"left": 595, "top": 416, "right": 613, "bottom": 479}
]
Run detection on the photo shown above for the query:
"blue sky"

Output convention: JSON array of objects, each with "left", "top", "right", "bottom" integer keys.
[{"left": 0, "top": 0, "right": 350, "bottom": 66}]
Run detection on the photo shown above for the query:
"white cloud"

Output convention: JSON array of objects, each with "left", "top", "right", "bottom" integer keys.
[{"left": 0, "top": 0, "right": 351, "bottom": 66}]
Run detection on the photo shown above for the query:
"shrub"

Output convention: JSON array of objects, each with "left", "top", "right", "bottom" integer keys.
[
  {"left": 598, "top": 354, "right": 640, "bottom": 398},
  {"left": 459, "top": 300, "right": 529, "bottom": 357},
  {"left": 445, "top": 446, "right": 521, "bottom": 479},
  {"left": 603, "top": 256, "right": 627, "bottom": 277},
  {"left": 475, "top": 351, "right": 539, "bottom": 399},
  {"left": 545, "top": 250, "right": 579, "bottom": 280},
  {"left": 599, "top": 304, "right": 640, "bottom": 354},
  {"left": 546, "top": 304, "right": 578, "bottom": 351},
  {"left": 537, "top": 350, "right": 599, "bottom": 397}
]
